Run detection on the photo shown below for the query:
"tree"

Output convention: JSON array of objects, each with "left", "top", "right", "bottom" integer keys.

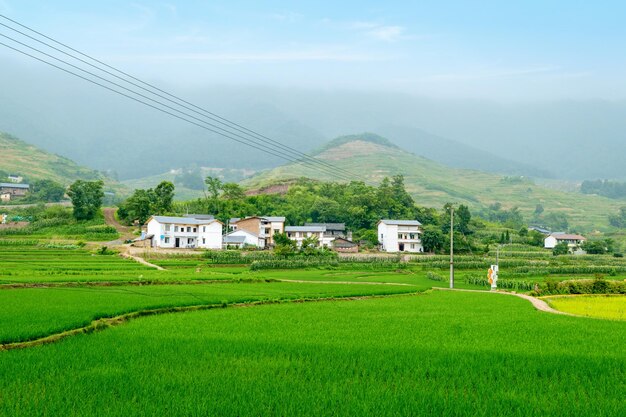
[
  {"left": 204, "top": 176, "right": 223, "bottom": 214},
  {"left": 31, "top": 179, "right": 65, "bottom": 202},
  {"left": 153, "top": 181, "right": 175, "bottom": 213},
  {"left": 67, "top": 180, "right": 104, "bottom": 220},
  {"left": 456, "top": 204, "right": 472, "bottom": 234},
  {"left": 534, "top": 204, "right": 544, "bottom": 216},
  {"left": 553, "top": 242, "right": 569, "bottom": 256},
  {"left": 120, "top": 189, "right": 153, "bottom": 224},
  {"left": 609, "top": 207, "right": 626, "bottom": 228},
  {"left": 300, "top": 235, "right": 320, "bottom": 254},
  {"left": 273, "top": 232, "right": 297, "bottom": 255},
  {"left": 422, "top": 226, "right": 445, "bottom": 253},
  {"left": 221, "top": 183, "right": 246, "bottom": 201}
]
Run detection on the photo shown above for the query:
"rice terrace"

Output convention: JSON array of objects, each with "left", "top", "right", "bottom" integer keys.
[{"left": 2, "top": 2, "right": 626, "bottom": 416}]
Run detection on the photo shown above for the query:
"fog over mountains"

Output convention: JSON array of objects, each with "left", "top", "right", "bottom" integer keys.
[{"left": 1, "top": 64, "right": 625, "bottom": 181}]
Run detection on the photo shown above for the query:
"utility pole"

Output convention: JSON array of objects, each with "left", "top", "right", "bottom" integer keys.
[{"left": 450, "top": 206, "right": 454, "bottom": 289}]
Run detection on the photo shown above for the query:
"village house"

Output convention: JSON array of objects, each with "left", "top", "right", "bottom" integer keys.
[
  {"left": 228, "top": 216, "right": 285, "bottom": 248},
  {"left": 7, "top": 174, "right": 23, "bottom": 183},
  {"left": 304, "top": 222, "right": 352, "bottom": 240},
  {"left": 0, "top": 183, "right": 29, "bottom": 201},
  {"left": 222, "top": 229, "right": 262, "bottom": 249},
  {"left": 332, "top": 237, "right": 359, "bottom": 253},
  {"left": 285, "top": 225, "right": 335, "bottom": 248},
  {"left": 144, "top": 215, "right": 223, "bottom": 249},
  {"left": 544, "top": 233, "right": 586, "bottom": 251},
  {"left": 377, "top": 219, "right": 424, "bottom": 253}
]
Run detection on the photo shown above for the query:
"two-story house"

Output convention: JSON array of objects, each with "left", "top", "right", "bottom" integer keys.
[
  {"left": 144, "top": 215, "right": 223, "bottom": 249},
  {"left": 377, "top": 219, "right": 423, "bottom": 253},
  {"left": 304, "top": 223, "right": 352, "bottom": 240},
  {"left": 228, "top": 216, "right": 285, "bottom": 248}
]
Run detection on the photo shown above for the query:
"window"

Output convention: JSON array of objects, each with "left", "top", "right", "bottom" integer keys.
[
  {"left": 202, "top": 238, "right": 206, "bottom": 244},
  {"left": 187, "top": 227, "right": 191, "bottom": 232},
  {"left": 164, "top": 237, "right": 170, "bottom": 244},
  {"left": 193, "top": 227, "right": 197, "bottom": 233},
  {"left": 165, "top": 224, "right": 171, "bottom": 232},
  {"left": 203, "top": 226, "right": 206, "bottom": 232},
  {"left": 274, "top": 229, "right": 280, "bottom": 234},
  {"left": 174, "top": 226, "right": 178, "bottom": 232}
]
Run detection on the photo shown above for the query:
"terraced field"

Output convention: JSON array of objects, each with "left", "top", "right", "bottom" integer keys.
[{"left": 1, "top": 241, "right": 625, "bottom": 416}]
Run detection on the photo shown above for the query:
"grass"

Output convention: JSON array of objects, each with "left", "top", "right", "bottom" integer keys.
[
  {"left": 0, "top": 291, "right": 624, "bottom": 416},
  {"left": 546, "top": 295, "right": 626, "bottom": 320},
  {"left": 0, "top": 281, "right": 419, "bottom": 344}
]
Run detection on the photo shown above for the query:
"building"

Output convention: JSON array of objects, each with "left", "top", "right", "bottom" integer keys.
[
  {"left": 332, "top": 237, "right": 359, "bottom": 253},
  {"left": 228, "top": 216, "right": 285, "bottom": 248},
  {"left": 377, "top": 219, "right": 423, "bottom": 253},
  {"left": 528, "top": 226, "right": 551, "bottom": 235},
  {"left": 7, "top": 174, "right": 23, "bottom": 183},
  {"left": 285, "top": 225, "right": 335, "bottom": 248},
  {"left": 0, "top": 183, "right": 29, "bottom": 199},
  {"left": 144, "top": 215, "right": 223, "bottom": 249},
  {"left": 304, "top": 223, "right": 352, "bottom": 240},
  {"left": 223, "top": 229, "right": 262, "bottom": 249},
  {"left": 544, "top": 233, "right": 586, "bottom": 251}
]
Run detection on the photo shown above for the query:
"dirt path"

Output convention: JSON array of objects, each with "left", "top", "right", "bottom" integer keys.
[
  {"left": 119, "top": 246, "right": 165, "bottom": 270},
  {"left": 102, "top": 207, "right": 135, "bottom": 241},
  {"left": 434, "top": 287, "right": 577, "bottom": 316}
]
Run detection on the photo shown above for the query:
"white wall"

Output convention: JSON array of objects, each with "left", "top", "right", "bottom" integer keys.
[
  {"left": 198, "top": 222, "right": 223, "bottom": 249},
  {"left": 226, "top": 230, "right": 262, "bottom": 247},
  {"left": 544, "top": 236, "right": 557, "bottom": 249}
]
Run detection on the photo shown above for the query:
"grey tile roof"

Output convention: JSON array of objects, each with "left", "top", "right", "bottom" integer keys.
[
  {"left": 305, "top": 222, "right": 345, "bottom": 231},
  {"left": 184, "top": 214, "right": 215, "bottom": 220},
  {"left": 285, "top": 225, "right": 326, "bottom": 232},
  {"left": 261, "top": 216, "right": 286, "bottom": 222},
  {"left": 150, "top": 216, "right": 218, "bottom": 225},
  {"left": 379, "top": 219, "right": 422, "bottom": 226},
  {"left": 0, "top": 183, "right": 29, "bottom": 189},
  {"left": 223, "top": 235, "right": 246, "bottom": 244}
]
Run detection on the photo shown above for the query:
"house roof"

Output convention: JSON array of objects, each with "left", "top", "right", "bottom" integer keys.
[
  {"left": 378, "top": 219, "right": 422, "bottom": 226},
  {"left": 304, "top": 222, "right": 346, "bottom": 231},
  {"left": 225, "top": 229, "right": 258, "bottom": 238},
  {"left": 332, "top": 237, "right": 358, "bottom": 247},
  {"left": 549, "top": 233, "right": 586, "bottom": 240},
  {"left": 223, "top": 235, "right": 247, "bottom": 244},
  {"left": 285, "top": 225, "right": 326, "bottom": 232},
  {"left": 184, "top": 214, "right": 215, "bottom": 220},
  {"left": 230, "top": 216, "right": 285, "bottom": 224},
  {"left": 148, "top": 216, "right": 223, "bottom": 225},
  {"left": 0, "top": 183, "right": 29, "bottom": 189},
  {"left": 262, "top": 216, "right": 286, "bottom": 222}
]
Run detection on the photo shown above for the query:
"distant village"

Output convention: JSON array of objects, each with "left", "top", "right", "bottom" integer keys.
[
  {"left": 1, "top": 173, "right": 588, "bottom": 254},
  {"left": 137, "top": 214, "right": 586, "bottom": 254}
]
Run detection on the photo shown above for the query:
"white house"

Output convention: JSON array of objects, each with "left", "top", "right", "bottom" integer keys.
[
  {"left": 377, "top": 219, "right": 423, "bottom": 253},
  {"left": 144, "top": 215, "right": 223, "bottom": 249},
  {"left": 223, "top": 229, "right": 262, "bottom": 248},
  {"left": 544, "top": 233, "right": 586, "bottom": 251},
  {"left": 285, "top": 225, "right": 335, "bottom": 248}
]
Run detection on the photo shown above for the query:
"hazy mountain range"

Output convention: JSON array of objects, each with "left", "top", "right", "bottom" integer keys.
[{"left": 1, "top": 65, "right": 625, "bottom": 181}]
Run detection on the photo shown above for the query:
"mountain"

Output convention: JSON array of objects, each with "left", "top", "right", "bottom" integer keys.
[
  {"left": 373, "top": 125, "right": 554, "bottom": 178},
  {"left": 244, "top": 133, "right": 623, "bottom": 232},
  {"left": 0, "top": 131, "right": 122, "bottom": 192}
]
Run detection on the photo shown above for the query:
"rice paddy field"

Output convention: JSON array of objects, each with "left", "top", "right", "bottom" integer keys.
[
  {"left": 546, "top": 295, "right": 626, "bottom": 320},
  {"left": 1, "top": 240, "right": 625, "bottom": 416}
]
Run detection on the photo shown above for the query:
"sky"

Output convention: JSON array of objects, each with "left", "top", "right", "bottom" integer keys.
[{"left": 1, "top": 0, "right": 626, "bottom": 100}]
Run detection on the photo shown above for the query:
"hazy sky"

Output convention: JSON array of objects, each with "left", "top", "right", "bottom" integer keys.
[{"left": 1, "top": 1, "right": 625, "bottom": 100}]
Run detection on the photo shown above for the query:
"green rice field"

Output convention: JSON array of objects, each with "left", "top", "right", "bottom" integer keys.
[{"left": 1, "top": 240, "right": 625, "bottom": 416}]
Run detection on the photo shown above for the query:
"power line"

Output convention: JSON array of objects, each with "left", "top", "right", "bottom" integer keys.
[
  {"left": 0, "top": 32, "right": 355, "bottom": 183},
  {"left": 0, "top": 14, "right": 365, "bottom": 183},
  {"left": 0, "top": 39, "right": 356, "bottom": 182}
]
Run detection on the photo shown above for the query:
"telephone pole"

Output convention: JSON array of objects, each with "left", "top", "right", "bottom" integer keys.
[{"left": 450, "top": 206, "right": 454, "bottom": 289}]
